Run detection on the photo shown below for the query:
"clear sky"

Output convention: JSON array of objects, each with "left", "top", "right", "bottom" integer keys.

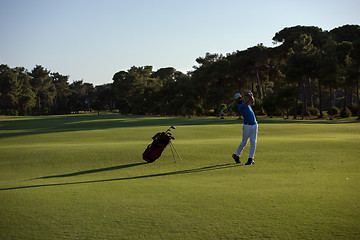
[{"left": 1, "top": 0, "right": 359, "bottom": 86}]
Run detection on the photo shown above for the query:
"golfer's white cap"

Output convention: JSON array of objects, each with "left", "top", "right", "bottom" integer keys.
[{"left": 234, "top": 93, "right": 242, "bottom": 100}]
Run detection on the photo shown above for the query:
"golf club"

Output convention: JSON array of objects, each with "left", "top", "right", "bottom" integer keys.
[
  {"left": 220, "top": 101, "right": 235, "bottom": 115},
  {"left": 166, "top": 125, "right": 176, "bottom": 133}
]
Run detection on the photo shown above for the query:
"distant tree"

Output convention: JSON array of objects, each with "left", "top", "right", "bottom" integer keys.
[
  {"left": 94, "top": 84, "right": 114, "bottom": 112},
  {"left": 272, "top": 25, "right": 324, "bottom": 49},
  {"left": 151, "top": 67, "right": 180, "bottom": 114},
  {"left": 276, "top": 87, "right": 296, "bottom": 118},
  {"left": 266, "top": 47, "right": 286, "bottom": 96},
  {"left": 112, "top": 66, "right": 156, "bottom": 114},
  {"left": 331, "top": 25, "right": 360, "bottom": 118},
  {"left": 192, "top": 53, "right": 230, "bottom": 111},
  {"left": 166, "top": 72, "right": 193, "bottom": 115},
  {"left": 330, "top": 25, "right": 360, "bottom": 43},
  {"left": 350, "top": 39, "right": 360, "bottom": 118},
  {"left": 16, "top": 67, "right": 36, "bottom": 115},
  {"left": 30, "top": 65, "right": 56, "bottom": 115},
  {"left": 283, "top": 34, "right": 318, "bottom": 118},
  {"left": 69, "top": 80, "right": 94, "bottom": 113},
  {"left": 0, "top": 64, "right": 20, "bottom": 115},
  {"left": 112, "top": 70, "right": 130, "bottom": 113},
  {"left": 336, "top": 41, "right": 354, "bottom": 114},
  {"left": 52, "top": 72, "right": 71, "bottom": 114},
  {"left": 84, "top": 83, "right": 96, "bottom": 112},
  {"left": 2, "top": 24, "right": 360, "bottom": 118},
  {"left": 317, "top": 38, "right": 339, "bottom": 118}
]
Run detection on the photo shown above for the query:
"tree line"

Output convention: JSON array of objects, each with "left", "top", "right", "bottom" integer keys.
[{"left": 1, "top": 24, "right": 359, "bottom": 118}]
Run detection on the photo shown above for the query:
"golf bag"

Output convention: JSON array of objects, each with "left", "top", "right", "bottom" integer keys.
[{"left": 142, "top": 126, "right": 182, "bottom": 163}]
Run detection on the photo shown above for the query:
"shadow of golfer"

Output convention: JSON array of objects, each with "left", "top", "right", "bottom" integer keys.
[
  {"left": 33, "top": 162, "right": 148, "bottom": 180},
  {"left": 1, "top": 163, "right": 242, "bottom": 191}
]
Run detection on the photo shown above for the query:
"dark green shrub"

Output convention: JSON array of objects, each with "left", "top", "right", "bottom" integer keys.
[
  {"left": 340, "top": 107, "right": 352, "bottom": 118},
  {"left": 263, "top": 95, "right": 278, "bottom": 117},
  {"left": 289, "top": 102, "right": 303, "bottom": 116},
  {"left": 328, "top": 106, "right": 340, "bottom": 116},
  {"left": 307, "top": 106, "right": 320, "bottom": 116},
  {"left": 196, "top": 104, "right": 205, "bottom": 115},
  {"left": 348, "top": 103, "right": 358, "bottom": 116}
]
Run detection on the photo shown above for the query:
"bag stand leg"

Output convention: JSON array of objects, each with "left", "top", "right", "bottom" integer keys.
[
  {"left": 169, "top": 141, "right": 176, "bottom": 163},
  {"left": 169, "top": 141, "right": 183, "bottom": 163}
]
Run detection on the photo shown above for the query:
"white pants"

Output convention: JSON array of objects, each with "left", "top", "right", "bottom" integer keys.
[{"left": 236, "top": 124, "right": 258, "bottom": 159}]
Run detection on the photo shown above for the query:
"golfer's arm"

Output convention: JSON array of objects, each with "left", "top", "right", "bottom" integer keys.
[{"left": 246, "top": 94, "right": 255, "bottom": 106}]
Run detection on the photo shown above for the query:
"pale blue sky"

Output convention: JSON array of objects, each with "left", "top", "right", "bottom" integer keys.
[{"left": 1, "top": 0, "right": 359, "bottom": 85}]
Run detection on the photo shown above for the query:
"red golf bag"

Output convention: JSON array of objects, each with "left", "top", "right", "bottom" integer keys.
[{"left": 142, "top": 126, "right": 182, "bottom": 163}]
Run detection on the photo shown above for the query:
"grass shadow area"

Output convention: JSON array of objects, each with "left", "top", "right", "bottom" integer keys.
[
  {"left": 258, "top": 117, "right": 360, "bottom": 124},
  {"left": 33, "top": 162, "right": 148, "bottom": 179},
  {"left": 1, "top": 113, "right": 358, "bottom": 139},
  {"left": 0, "top": 163, "right": 242, "bottom": 191},
  {"left": 0, "top": 114, "right": 237, "bottom": 139}
]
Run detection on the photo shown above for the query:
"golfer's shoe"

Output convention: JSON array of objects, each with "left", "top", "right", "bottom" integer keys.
[
  {"left": 245, "top": 158, "right": 254, "bottom": 165},
  {"left": 232, "top": 154, "right": 241, "bottom": 164}
]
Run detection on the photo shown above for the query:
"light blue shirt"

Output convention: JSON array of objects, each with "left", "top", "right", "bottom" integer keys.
[{"left": 237, "top": 102, "right": 256, "bottom": 124}]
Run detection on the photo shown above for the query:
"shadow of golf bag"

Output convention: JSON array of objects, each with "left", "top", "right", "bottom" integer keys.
[{"left": 142, "top": 126, "right": 182, "bottom": 163}]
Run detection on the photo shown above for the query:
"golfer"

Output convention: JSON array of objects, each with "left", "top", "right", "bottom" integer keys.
[{"left": 232, "top": 91, "right": 258, "bottom": 165}]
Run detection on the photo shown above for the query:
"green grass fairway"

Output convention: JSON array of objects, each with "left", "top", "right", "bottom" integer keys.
[{"left": 0, "top": 114, "right": 359, "bottom": 239}]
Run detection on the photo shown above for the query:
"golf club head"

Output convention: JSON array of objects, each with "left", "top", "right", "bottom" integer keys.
[
  {"left": 167, "top": 132, "right": 175, "bottom": 140},
  {"left": 166, "top": 125, "right": 176, "bottom": 132},
  {"left": 165, "top": 126, "right": 174, "bottom": 134}
]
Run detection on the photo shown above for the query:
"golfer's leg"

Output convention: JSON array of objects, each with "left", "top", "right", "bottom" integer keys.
[
  {"left": 236, "top": 125, "right": 250, "bottom": 156},
  {"left": 249, "top": 124, "right": 258, "bottom": 159}
]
